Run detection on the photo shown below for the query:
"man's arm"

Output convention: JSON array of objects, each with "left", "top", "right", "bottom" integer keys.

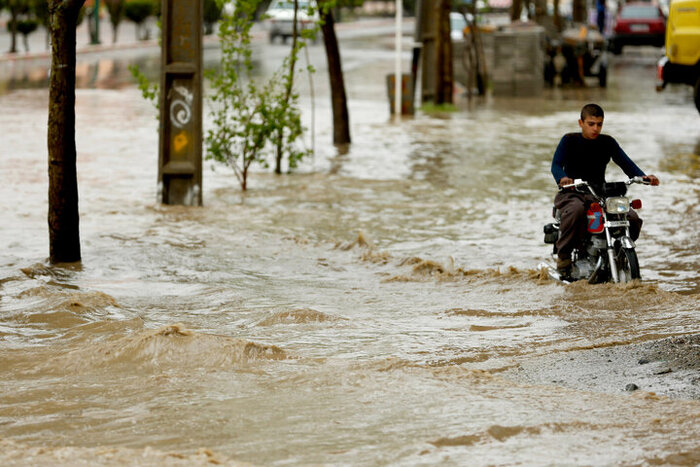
[
  {"left": 551, "top": 136, "right": 569, "bottom": 185},
  {"left": 610, "top": 138, "right": 660, "bottom": 185},
  {"left": 610, "top": 138, "right": 645, "bottom": 178}
]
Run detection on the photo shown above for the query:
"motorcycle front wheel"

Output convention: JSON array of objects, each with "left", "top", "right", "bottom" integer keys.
[{"left": 615, "top": 246, "right": 641, "bottom": 283}]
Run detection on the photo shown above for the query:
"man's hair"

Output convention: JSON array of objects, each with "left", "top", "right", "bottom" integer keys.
[{"left": 580, "top": 103, "right": 604, "bottom": 121}]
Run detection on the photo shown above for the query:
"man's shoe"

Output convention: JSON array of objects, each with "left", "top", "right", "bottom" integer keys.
[{"left": 556, "top": 258, "right": 573, "bottom": 281}]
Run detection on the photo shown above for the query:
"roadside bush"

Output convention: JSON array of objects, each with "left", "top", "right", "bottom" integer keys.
[
  {"left": 3, "top": 0, "right": 30, "bottom": 53},
  {"left": 16, "top": 18, "right": 38, "bottom": 35},
  {"left": 16, "top": 17, "right": 38, "bottom": 52},
  {"left": 203, "top": 0, "right": 222, "bottom": 35},
  {"left": 151, "top": 0, "right": 161, "bottom": 18},
  {"left": 31, "top": 0, "right": 50, "bottom": 49},
  {"left": 125, "top": 0, "right": 154, "bottom": 40},
  {"left": 104, "top": 0, "right": 126, "bottom": 43}
]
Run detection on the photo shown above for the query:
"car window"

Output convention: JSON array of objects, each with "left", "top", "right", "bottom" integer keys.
[{"left": 620, "top": 5, "right": 661, "bottom": 19}]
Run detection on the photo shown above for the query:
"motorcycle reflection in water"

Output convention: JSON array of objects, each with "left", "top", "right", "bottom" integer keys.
[{"left": 541, "top": 177, "right": 651, "bottom": 284}]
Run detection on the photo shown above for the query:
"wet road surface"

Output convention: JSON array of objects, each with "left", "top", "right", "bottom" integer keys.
[{"left": 0, "top": 31, "right": 699, "bottom": 465}]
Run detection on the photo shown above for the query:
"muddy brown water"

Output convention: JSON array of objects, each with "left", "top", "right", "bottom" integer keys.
[{"left": 0, "top": 40, "right": 699, "bottom": 465}]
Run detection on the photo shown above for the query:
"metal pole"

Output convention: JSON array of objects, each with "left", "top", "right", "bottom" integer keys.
[
  {"left": 94, "top": 0, "right": 99, "bottom": 43},
  {"left": 394, "top": 0, "right": 403, "bottom": 118},
  {"left": 158, "top": 0, "right": 203, "bottom": 206},
  {"left": 91, "top": 0, "right": 100, "bottom": 45}
]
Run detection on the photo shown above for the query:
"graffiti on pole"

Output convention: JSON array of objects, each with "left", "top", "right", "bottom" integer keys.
[{"left": 169, "top": 84, "right": 193, "bottom": 129}]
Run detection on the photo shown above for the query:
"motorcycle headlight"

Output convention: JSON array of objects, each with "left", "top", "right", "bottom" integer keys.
[{"left": 606, "top": 197, "right": 630, "bottom": 214}]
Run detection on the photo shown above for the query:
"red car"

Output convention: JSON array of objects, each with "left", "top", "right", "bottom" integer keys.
[{"left": 610, "top": 2, "right": 666, "bottom": 54}]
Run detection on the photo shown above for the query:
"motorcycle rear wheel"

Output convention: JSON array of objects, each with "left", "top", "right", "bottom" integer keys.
[{"left": 615, "top": 246, "right": 641, "bottom": 283}]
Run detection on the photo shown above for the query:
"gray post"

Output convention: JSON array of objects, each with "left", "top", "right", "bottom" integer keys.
[{"left": 158, "top": 0, "right": 203, "bottom": 206}]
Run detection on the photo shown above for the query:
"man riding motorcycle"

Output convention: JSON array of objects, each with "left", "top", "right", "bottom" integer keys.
[{"left": 551, "top": 103, "right": 660, "bottom": 280}]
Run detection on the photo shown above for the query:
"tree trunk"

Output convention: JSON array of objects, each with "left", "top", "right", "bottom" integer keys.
[
  {"left": 48, "top": 0, "right": 85, "bottom": 264},
  {"left": 573, "top": 0, "right": 586, "bottom": 22},
  {"left": 318, "top": 1, "right": 351, "bottom": 145},
  {"left": 459, "top": 3, "right": 487, "bottom": 96},
  {"left": 434, "top": 0, "right": 453, "bottom": 105},
  {"left": 511, "top": 0, "right": 522, "bottom": 21},
  {"left": 8, "top": 8, "right": 19, "bottom": 53},
  {"left": 275, "top": 0, "right": 301, "bottom": 174},
  {"left": 534, "top": 0, "right": 547, "bottom": 20}
]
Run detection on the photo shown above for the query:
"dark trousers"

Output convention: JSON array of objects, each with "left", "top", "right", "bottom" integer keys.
[
  {"left": 597, "top": 10, "right": 606, "bottom": 34},
  {"left": 554, "top": 190, "right": 642, "bottom": 260}
]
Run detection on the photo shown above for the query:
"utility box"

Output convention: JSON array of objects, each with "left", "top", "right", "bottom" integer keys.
[{"left": 483, "top": 24, "right": 545, "bottom": 97}]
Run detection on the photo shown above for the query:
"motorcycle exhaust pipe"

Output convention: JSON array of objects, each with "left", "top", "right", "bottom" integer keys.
[{"left": 587, "top": 256, "right": 605, "bottom": 284}]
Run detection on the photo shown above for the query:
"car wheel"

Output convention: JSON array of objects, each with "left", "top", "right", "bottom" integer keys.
[{"left": 269, "top": 32, "right": 276, "bottom": 43}]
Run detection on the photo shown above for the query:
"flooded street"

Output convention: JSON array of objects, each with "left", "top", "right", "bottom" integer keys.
[{"left": 0, "top": 29, "right": 699, "bottom": 465}]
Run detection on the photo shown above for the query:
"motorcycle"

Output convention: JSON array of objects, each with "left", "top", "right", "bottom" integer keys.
[{"left": 540, "top": 177, "right": 651, "bottom": 284}]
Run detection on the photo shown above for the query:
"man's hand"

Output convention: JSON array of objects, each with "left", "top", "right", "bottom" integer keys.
[
  {"left": 643, "top": 175, "right": 660, "bottom": 186},
  {"left": 558, "top": 177, "right": 574, "bottom": 188}
]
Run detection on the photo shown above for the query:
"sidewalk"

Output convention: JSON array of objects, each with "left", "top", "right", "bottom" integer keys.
[
  {"left": 0, "top": 16, "right": 169, "bottom": 63},
  {"left": 0, "top": 14, "right": 408, "bottom": 64}
]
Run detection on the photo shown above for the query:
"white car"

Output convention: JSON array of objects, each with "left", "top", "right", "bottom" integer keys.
[
  {"left": 450, "top": 12, "right": 472, "bottom": 41},
  {"left": 266, "top": 0, "right": 319, "bottom": 43}
]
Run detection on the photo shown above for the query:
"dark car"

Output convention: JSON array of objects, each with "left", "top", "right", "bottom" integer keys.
[{"left": 610, "top": 2, "right": 666, "bottom": 54}]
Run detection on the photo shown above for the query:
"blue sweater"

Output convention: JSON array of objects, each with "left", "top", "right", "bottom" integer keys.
[{"left": 551, "top": 133, "right": 645, "bottom": 186}]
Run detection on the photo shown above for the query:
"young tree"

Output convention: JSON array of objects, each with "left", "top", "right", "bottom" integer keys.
[
  {"left": 455, "top": 3, "right": 487, "bottom": 96},
  {"left": 436, "top": 0, "right": 452, "bottom": 104},
  {"left": 5, "top": 0, "right": 31, "bottom": 53},
  {"left": 84, "top": 0, "right": 99, "bottom": 44},
  {"left": 511, "top": 0, "right": 522, "bottom": 21},
  {"left": 572, "top": 0, "right": 586, "bottom": 23},
  {"left": 553, "top": 0, "right": 561, "bottom": 30},
  {"left": 124, "top": 0, "right": 153, "bottom": 40},
  {"left": 17, "top": 17, "right": 39, "bottom": 51},
  {"left": 317, "top": 0, "right": 350, "bottom": 145},
  {"left": 48, "top": 0, "right": 86, "bottom": 263},
  {"left": 272, "top": 0, "right": 313, "bottom": 174},
  {"left": 205, "top": 0, "right": 310, "bottom": 190},
  {"left": 32, "top": 0, "right": 51, "bottom": 49},
  {"left": 203, "top": 0, "right": 222, "bottom": 35},
  {"left": 416, "top": 0, "right": 453, "bottom": 105},
  {"left": 104, "top": 0, "right": 124, "bottom": 43}
]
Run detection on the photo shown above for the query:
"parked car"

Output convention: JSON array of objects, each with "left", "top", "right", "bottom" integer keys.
[
  {"left": 450, "top": 12, "right": 472, "bottom": 41},
  {"left": 656, "top": 0, "right": 700, "bottom": 113},
  {"left": 266, "top": 0, "right": 318, "bottom": 44},
  {"left": 610, "top": 2, "right": 666, "bottom": 54},
  {"left": 450, "top": 9, "right": 496, "bottom": 41}
]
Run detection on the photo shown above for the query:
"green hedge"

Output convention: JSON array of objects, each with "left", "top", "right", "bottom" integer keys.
[{"left": 125, "top": 0, "right": 154, "bottom": 25}]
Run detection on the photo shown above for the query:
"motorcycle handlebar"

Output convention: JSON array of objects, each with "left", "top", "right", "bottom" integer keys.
[
  {"left": 627, "top": 176, "right": 651, "bottom": 185},
  {"left": 559, "top": 177, "right": 651, "bottom": 190},
  {"left": 559, "top": 179, "right": 588, "bottom": 190}
]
